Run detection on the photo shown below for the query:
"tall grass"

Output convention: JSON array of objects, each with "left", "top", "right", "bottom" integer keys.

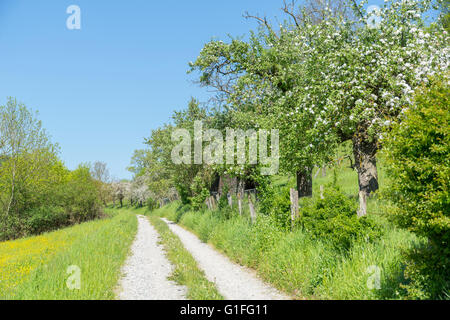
[
  {"left": 1, "top": 210, "right": 137, "bottom": 299},
  {"left": 156, "top": 203, "right": 422, "bottom": 300}
]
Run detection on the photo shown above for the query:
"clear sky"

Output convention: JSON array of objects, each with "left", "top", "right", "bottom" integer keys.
[{"left": 0, "top": 0, "right": 385, "bottom": 180}]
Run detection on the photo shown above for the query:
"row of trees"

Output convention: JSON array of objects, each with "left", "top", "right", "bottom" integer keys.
[
  {"left": 126, "top": 0, "right": 449, "bottom": 299},
  {"left": 130, "top": 0, "right": 448, "bottom": 214}
]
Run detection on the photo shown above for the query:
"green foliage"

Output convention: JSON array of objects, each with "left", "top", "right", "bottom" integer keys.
[
  {"left": 146, "top": 197, "right": 158, "bottom": 211},
  {"left": 299, "top": 187, "right": 381, "bottom": 251},
  {"left": 401, "top": 245, "right": 450, "bottom": 299},
  {"left": 0, "top": 99, "right": 102, "bottom": 240},
  {"left": 63, "top": 165, "right": 101, "bottom": 223},
  {"left": 269, "top": 187, "right": 292, "bottom": 230},
  {"left": 217, "top": 186, "right": 229, "bottom": 210},
  {"left": 23, "top": 206, "right": 69, "bottom": 235},
  {"left": 382, "top": 77, "right": 450, "bottom": 298},
  {"left": 189, "top": 175, "right": 210, "bottom": 211}
]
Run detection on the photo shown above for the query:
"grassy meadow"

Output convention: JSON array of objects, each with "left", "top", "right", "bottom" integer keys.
[{"left": 0, "top": 210, "right": 137, "bottom": 299}]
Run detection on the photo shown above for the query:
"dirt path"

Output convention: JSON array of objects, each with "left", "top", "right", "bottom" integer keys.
[
  {"left": 116, "top": 215, "right": 186, "bottom": 300},
  {"left": 161, "top": 218, "right": 290, "bottom": 300}
]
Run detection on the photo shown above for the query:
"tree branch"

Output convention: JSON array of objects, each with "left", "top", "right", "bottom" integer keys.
[{"left": 243, "top": 11, "right": 279, "bottom": 39}]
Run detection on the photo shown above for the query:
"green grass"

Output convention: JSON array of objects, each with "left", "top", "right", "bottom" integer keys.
[
  {"left": 149, "top": 157, "right": 424, "bottom": 300},
  {"left": 1, "top": 210, "right": 137, "bottom": 299},
  {"left": 146, "top": 214, "right": 224, "bottom": 300},
  {"left": 155, "top": 200, "right": 422, "bottom": 300},
  {"left": 273, "top": 154, "right": 389, "bottom": 216}
]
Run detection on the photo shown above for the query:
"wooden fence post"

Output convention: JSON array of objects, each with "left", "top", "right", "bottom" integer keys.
[
  {"left": 237, "top": 193, "right": 242, "bottom": 216},
  {"left": 290, "top": 188, "right": 299, "bottom": 228},
  {"left": 210, "top": 196, "right": 214, "bottom": 210},
  {"left": 248, "top": 194, "right": 256, "bottom": 224},
  {"left": 209, "top": 196, "right": 214, "bottom": 210},
  {"left": 228, "top": 194, "right": 233, "bottom": 208}
]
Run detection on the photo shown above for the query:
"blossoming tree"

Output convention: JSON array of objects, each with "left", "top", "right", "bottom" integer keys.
[{"left": 191, "top": 0, "right": 449, "bottom": 215}]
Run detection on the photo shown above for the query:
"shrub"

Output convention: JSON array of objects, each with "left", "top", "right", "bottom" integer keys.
[
  {"left": 382, "top": 76, "right": 449, "bottom": 298},
  {"left": 24, "top": 206, "right": 69, "bottom": 235},
  {"left": 298, "top": 187, "right": 381, "bottom": 251},
  {"left": 191, "top": 188, "right": 209, "bottom": 211},
  {"left": 217, "top": 186, "right": 229, "bottom": 210},
  {"left": 63, "top": 165, "right": 102, "bottom": 223},
  {"left": 270, "top": 187, "right": 292, "bottom": 230}
]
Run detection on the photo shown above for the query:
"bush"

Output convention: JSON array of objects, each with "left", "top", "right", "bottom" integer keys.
[
  {"left": 217, "top": 186, "right": 229, "bottom": 210},
  {"left": 382, "top": 77, "right": 449, "bottom": 298},
  {"left": 270, "top": 187, "right": 292, "bottom": 230},
  {"left": 298, "top": 187, "right": 381, "bottom": 251},
  {"left": 63, "top": 165, "right": 102, "bottom": 223},
  {"left": 24, "top": 206, "right": 69, "bottom": 235},
  {"left": 191, "top": 188, "right": 209, "bottom": 211}
]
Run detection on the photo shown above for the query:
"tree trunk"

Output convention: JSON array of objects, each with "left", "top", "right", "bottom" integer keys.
[
  {"left": 296, "top": 169, "right": 312, "bottom": 198},
  {"left": 352, "top": 135, "right": 379, "bottom": 217}
]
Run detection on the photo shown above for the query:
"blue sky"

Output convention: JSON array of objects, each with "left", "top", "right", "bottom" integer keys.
[{"left": 0, "top": 0, "right": 385, "bottom": 180}]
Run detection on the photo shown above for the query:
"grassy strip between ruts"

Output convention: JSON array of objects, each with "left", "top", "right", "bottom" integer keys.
[
  {"left": 146, "top": 213, "right": 224, "bottom": 300},
  {"left": 0, "top": 210, "right": 137, "bottom": 299}
]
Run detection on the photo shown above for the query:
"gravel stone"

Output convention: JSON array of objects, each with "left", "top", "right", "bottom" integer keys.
[
  {"left": 116, "top": 215, "right": 186, "bottom": 300},
  {"left": 161, "top": 218, "right": 290, "bottom": 300}
]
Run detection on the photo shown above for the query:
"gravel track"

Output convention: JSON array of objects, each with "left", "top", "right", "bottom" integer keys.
[
  {"left": 161, "top": 218, "right": 290, "bottom": 300},
  {"left": 116, "top": 215, "right": 186, "bottom": 300}
]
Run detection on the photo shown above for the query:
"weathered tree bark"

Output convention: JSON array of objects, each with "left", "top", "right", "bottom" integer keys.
[
  {"left": 296, "top": 168, "right": 312, "bottom": 198},
  {"left": 352, "top": 134, "right": 379, "bottom": 216}
]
